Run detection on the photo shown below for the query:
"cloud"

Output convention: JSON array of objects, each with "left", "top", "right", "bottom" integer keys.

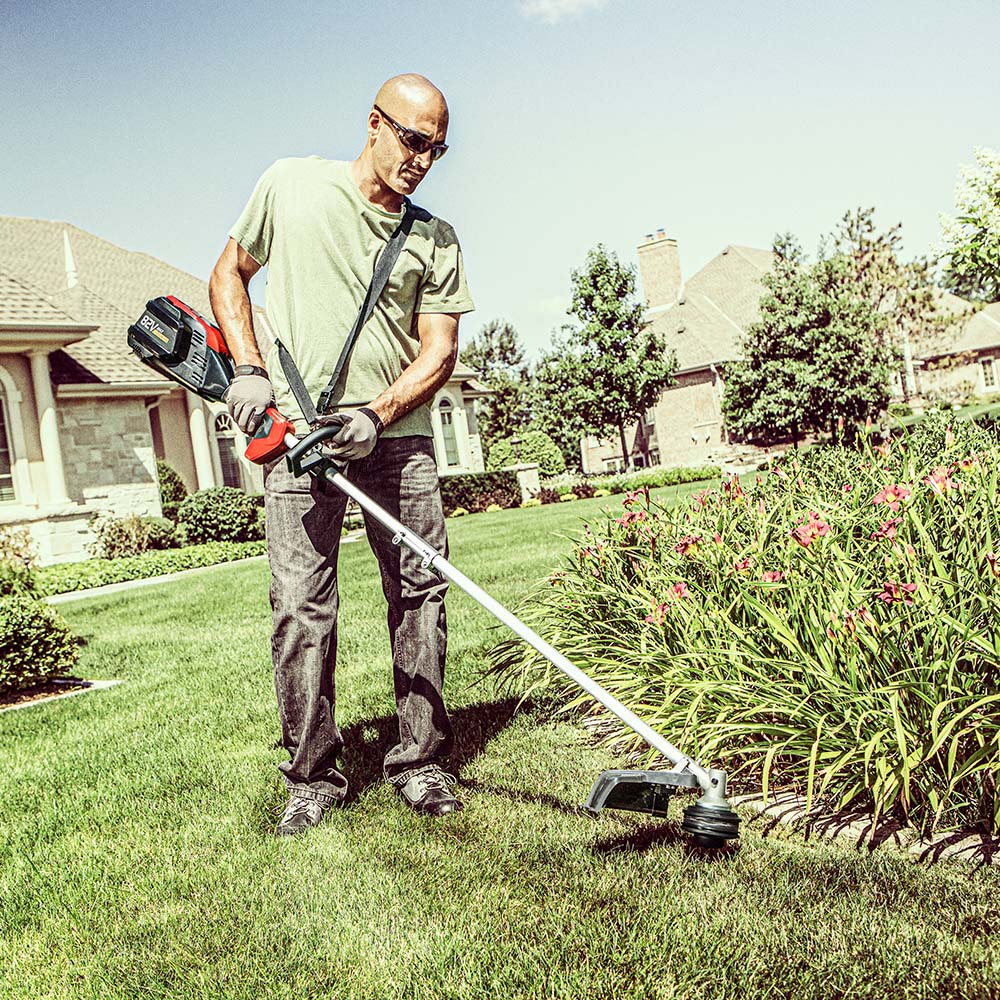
[{"left": 518, "top": 0, "right": 610, "bottom": 25}]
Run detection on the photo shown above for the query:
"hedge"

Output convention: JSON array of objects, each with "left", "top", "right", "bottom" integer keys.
[
  {"left": 540, "top": 464, "right": 721, "bottom": 496},
  {"left": 438, "top": 471, "right": 520, "bottom": 515},
  {"left": 0, "top": 597, "right": 79, "bottom": 695},
  {"left": 177, "top": 487, "right": 263, "bottom": 545},
  {"left": 36, "top": 541, "right": 267, "bottom": 596}
]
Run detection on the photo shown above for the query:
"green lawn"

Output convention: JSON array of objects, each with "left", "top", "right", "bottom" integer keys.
[{"left": 3, "top": 487, "right": 999, "bottom": 999}]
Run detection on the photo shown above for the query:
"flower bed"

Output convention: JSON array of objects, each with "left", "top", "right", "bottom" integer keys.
[{"left": 492, "top": 422, "right": 1000, "bottom": 835}]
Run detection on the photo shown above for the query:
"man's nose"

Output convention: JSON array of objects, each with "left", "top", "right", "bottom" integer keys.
[{"left": 412, "top": 147, "right": 434, "bottom": 171}]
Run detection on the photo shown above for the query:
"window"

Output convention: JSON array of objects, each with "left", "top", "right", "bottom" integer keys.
[
  {"left": 214, "top": 412, "right": 244, "bottom": 489},
  {"left": 438, "top": 399, "right": 460, "bottom": 467},
  {"left": 982, "top": 359, "right": 996, "bottom": 391},
  {"left": 0, "top": 394, "right": 14, "bottom": 502}
]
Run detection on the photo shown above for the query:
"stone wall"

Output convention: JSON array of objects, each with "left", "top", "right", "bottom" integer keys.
[{"left": 58, "top": 396, "right": 161, "bottom": 517}]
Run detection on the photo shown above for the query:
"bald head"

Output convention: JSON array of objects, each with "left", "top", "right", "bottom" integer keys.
[
  {"left": 374, "top": 73, "right": 449, "bottom": 125},
  {"left": 354, "top": 73, "right": 450, "bottom": 208}
]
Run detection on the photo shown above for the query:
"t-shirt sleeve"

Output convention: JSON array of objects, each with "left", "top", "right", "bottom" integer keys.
[
  {"left": 228, "top": 162, "right": 282, "bottom": 266},
  {"left": 416, "top": 223, "right": 475, "bottom": 315}
]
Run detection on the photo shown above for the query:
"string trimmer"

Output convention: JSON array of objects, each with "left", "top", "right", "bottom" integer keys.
[{"left": 127, "top": 295, "right": 741, "bottom": 849}]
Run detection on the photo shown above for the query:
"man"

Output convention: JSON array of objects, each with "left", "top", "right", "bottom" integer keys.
[{"left": 208, "top": 74, "right": 474, "bottom": 836}]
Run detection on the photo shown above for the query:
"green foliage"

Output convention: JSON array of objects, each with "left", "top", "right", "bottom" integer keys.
[
  {"left": 533, "top": 487, "right": 561, "bottom": 505},
  {"left": 0, "top": 526, "right": 38, "bottom": 597},
  {"left": 143, "top": 516, "right": 181, "bottom": 551},
  {"left": 724, "top": 210, "right": 957, "bottom": 446},
  {"left": 572, "top": 481, "right": 597, "bottom": 499},
  {"left": 89, "top": 513, "right": 150, "bottom": 559},
  {"left": 540, "top": 464, "right": 720, "bottom": 497},
  {"left": 0, "top": 597, "right": 79, "bottom": 694},
  {"left": 493, "top": 424, "right": 1000, "bottom": 835},
  {"left": 531, "top": 247, "right": 675, "bottom": 469},
  {"left": 939, "top": 146, "right": 1000, "bottom": 302},
  {"left": 156, "top": 460, "right": 189, "bottom": 520},
  {"left": 487, "top": 430, "right": 566, "bottom": 477},
  {"left": 35, "top": 540, "right": 266, "bottom": 596},
  {"left": 177, "top": 487, "right": 263, "bottom": 545},
  {"left": 438, "top": 471, "right": 521, "bottom": 515},
  {"left": 459, "top": 319, "right": 532, "bottom": 452}
]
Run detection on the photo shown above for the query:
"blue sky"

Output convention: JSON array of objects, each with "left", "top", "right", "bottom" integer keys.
[{"left": 3, "top": 0, "right": 998, "bottom": 356}]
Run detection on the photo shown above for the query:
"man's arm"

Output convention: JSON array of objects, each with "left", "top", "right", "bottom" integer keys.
[
  {"left": 208, "top": 238, "right": 273, "bottom": 433},
  {"left": 321, "top": 312, "right": 460, "bottom": 462},
  {"left": 209, "top": 238, "right": 267, "bottom": 368},
  {"left": 367, "top": 312, "right": 461, "bottom": 428}
]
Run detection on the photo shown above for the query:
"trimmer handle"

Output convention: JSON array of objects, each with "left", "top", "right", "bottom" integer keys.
[{"left": 245, "top": 407, "right": 296, "bottom": 465}]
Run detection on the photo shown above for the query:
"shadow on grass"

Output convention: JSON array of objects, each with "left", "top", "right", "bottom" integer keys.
[{"left": 338, "top": 695, "right": 523, "bottom": 805}]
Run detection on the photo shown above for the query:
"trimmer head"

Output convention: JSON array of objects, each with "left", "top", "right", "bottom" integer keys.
[{"left": 584, "top": 767, "right": 740, "bottom": 849}]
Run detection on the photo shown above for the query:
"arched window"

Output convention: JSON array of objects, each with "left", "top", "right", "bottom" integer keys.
[
  {"left": 0, "top": 391, "right": 14, "bottom": 502},
  {"left": 437, "top": 398, "right": 460, "bottom": 468},
  {"left": 213, "top": 412, "right": 244, "bottom": 489}
]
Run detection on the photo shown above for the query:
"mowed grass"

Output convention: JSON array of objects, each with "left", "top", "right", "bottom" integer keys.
[{"left": 3, "top": 486, "right": 999, "bottom": 1000}]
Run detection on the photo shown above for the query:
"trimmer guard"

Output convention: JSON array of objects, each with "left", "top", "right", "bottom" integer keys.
[{"left": 582, "top": 769, "right": 699, "bottom": 817}]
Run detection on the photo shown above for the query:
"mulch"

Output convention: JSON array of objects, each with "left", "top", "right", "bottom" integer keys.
[{"left": 0, "top": 678, "right": 90, "bottom": 710}]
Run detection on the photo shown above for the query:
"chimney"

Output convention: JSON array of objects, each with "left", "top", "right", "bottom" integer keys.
[{"left": 637, "top": 230, "right": 681, "bottom": 310}]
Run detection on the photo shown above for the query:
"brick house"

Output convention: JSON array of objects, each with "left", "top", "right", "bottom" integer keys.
[
  {"left": 581, "top": 231, "right": 1000, "bottom": 473},
  {"left": 0, "top": 217, "right": 489, "bottom": 564}
]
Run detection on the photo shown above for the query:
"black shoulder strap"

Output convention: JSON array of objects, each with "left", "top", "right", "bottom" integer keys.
[{"left": 277, "top": 200, "right": 417, "bottom": 426}]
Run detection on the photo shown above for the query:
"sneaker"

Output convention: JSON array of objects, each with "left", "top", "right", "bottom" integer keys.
[
  {"left": 391, "top": 765, "right": 464, "bottom": 817},
  {"left": 275, "top": 792, "right": 334, "bottom": 837}
]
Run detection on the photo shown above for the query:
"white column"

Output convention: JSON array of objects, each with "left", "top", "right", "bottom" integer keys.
[
  {"left": 29, "top": 351, "right": 70, "bottom": 505},
  {"left": 186, "top": 392, "right": 216, "bottom": 490},
  {"left": 453, "top": 405, "right": 473, "bottom": 470},
  {"left": 430, "top": 405, "right": 448, "bottom": 475}
]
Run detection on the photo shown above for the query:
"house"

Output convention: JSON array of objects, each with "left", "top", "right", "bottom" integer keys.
[
  {"left": 0, "top": 217, "right": 489, "bottom": 564},
  {"left": 581, "top": 230, "right": 1000, "bottom": 473}
]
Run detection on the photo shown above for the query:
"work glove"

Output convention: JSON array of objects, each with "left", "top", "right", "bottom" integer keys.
[
  {"left": 318, "top": 407, "right": 383, "bottom": 462},
  {"left": 223, "top": 372, "right": 273, "bottom": 435}
]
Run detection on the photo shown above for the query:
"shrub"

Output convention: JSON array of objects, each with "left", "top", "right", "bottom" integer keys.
[
  {"left": 177, "top": 487, "right": 262, "bottom": 545},
  {"left": 492, "top": 423, "right": 1000, "bottom": 836},
  {"left": 35, "top": 541, "right": 267, "bottom": 596},
  {"left": 157, "top": 460, "right": 189, "bottom": 520},
  {"left": 0, "top": 526, "right": 38, "bottom": 597},
  {"left": 594, "top": 489, "right": 611, "bottom": 498},
  {"left": 485, "top": 503, "right": 503, "bottom": 513},
  {"left": 439, "top": 472, "right": 520, "bottom": 515},
  {"left": 521, "top": 498, "right": 542, "bottom": 508},
  {"left": 573, "top": 482, "right": 597, "bottom": 499},
  {"left": 88, "top": 513, "right": 150, "bottom": 559},
  {"left": 143, "top": 516, "right": 180, "bottom": 551},
  {"left": 533, "top": 487, "right": 561, "bottom": 505},
  {"left": 0, "top": 597, "right": 79, "bottom": 694},
  {"left": 487, "top": 431, "right": 566, "bottom": 476},
  {"left": 448, "top": 507, "right": 469, "bottom": 518},
  {"left": 559, "top": 493, "right": 577, "bottom": 502}
]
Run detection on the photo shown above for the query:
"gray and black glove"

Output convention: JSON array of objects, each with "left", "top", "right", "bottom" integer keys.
[
  {"left": 318, "top": 407, "right": 384, "bottom": 462},
  {"left": 223, "top": 366, "right": 273, "bottom": 435}
]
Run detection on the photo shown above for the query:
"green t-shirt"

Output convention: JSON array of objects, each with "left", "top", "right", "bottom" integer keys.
[{"left": 229, "top": 156, "right": 475, "bottom": 437}]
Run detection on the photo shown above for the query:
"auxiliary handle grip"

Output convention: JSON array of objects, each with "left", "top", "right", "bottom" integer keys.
[{"left": 282, "top": 423, "right": 346, "bottom": 478}]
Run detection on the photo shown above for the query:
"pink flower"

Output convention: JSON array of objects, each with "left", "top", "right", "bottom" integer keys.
[
  {"left": 792, "top": 512, "right": 831, "bottom": 548},
  {"left": 873, "top": 484, "right": 912, "bottom": 513},
  {"left": 722, "top": 476, "right": 745, "bottom": 503},
  {"left": 959, "top": 456, "right": 978, "bottom": 471},
  {"left": 871, "top": 517, "right": 901, "bottom": 541},
  {"left": 876, "top": 580, "right": 917, "bottom": 605},
  {"left": 773, "top": 466, "right": 789, "bottom": 482},
  {"left": 758, "top": 498, "right": 767, "bottom": 514},
  {"left": 644, "top": 602, "right": 668, "bottom": 625},
  {"left": 674, "top": 534, "right": 702, "bottom": 556},
  {"left": 713, "top": 533, "right": 723, "bottom": 545},
  {"left": 692, "top": 489, "right": 713, "bottom": 510},
  {"left": 842, "top": 482, "right": 854, "bottom": 493},
  {"left": 733, "top": 557, "right": 753, "bottom": 573},
  {"left": 925, "top": 465, "right": 957, "bottom": 496},
  {"left": 761, "top": 570, "right": 784, "bottom": 583},
  {"left": 623, "top": 487, "right": 650, "bottom": 508},
  {"left": 875, "top": 439, "right": 892, "bottom": 459},
  {"left": 987, "top": 552, "right": 998, "bottom": 578},
  {"left": 670, "top": 581, "right": 691, "bottom": 599},
  {"left": 843, "top": 606, "right": 876, "bottom": 632},
  {"left": 617, "top": 510, "right": 647, "bottom": 526}
]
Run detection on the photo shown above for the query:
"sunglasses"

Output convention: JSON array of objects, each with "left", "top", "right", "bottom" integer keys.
[{"left": 373, "top": 104, "right": 448, "bottom": 161}]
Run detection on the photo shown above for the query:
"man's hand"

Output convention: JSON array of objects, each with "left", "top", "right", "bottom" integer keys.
[
  {"left": 319, "top": 408, "right": 382, "bottom": 461},
  {"left": 223, "top": 374, "right": 274, "bottom": 434}
]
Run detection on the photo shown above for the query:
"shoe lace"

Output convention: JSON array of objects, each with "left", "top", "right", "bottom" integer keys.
[
  {"left": 281, "top": 795, "right": 325, "bottom": 823},
  {"left": 410, "top": 767, "right": 457, "bottom": 796}
]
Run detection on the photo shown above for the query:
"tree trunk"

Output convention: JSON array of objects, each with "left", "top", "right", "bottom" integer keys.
[{"left": 618, "top": 421, "right": 630, "bottom": 471}]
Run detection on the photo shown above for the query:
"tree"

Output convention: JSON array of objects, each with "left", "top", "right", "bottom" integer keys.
[
  {"left": 533, "top": 246, "right": 675, "bottom": 470},
  {"left": 458, "top": 319, "right": 531, "bottom": 453},
  {"left": 722, "top": 231, "right": 895, "bottom": 447},
  {"left": 939, "top": 147, "right": 1000, "bottom": 303}
]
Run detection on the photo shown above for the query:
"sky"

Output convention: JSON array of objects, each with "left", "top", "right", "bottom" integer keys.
[{"left": 2, "top": 0, "right": 998, "bottom": 358}]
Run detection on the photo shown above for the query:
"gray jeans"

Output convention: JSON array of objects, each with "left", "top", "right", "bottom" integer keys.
[{"left": 263, "top": 435, "right": 452, "bottom": 804}]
